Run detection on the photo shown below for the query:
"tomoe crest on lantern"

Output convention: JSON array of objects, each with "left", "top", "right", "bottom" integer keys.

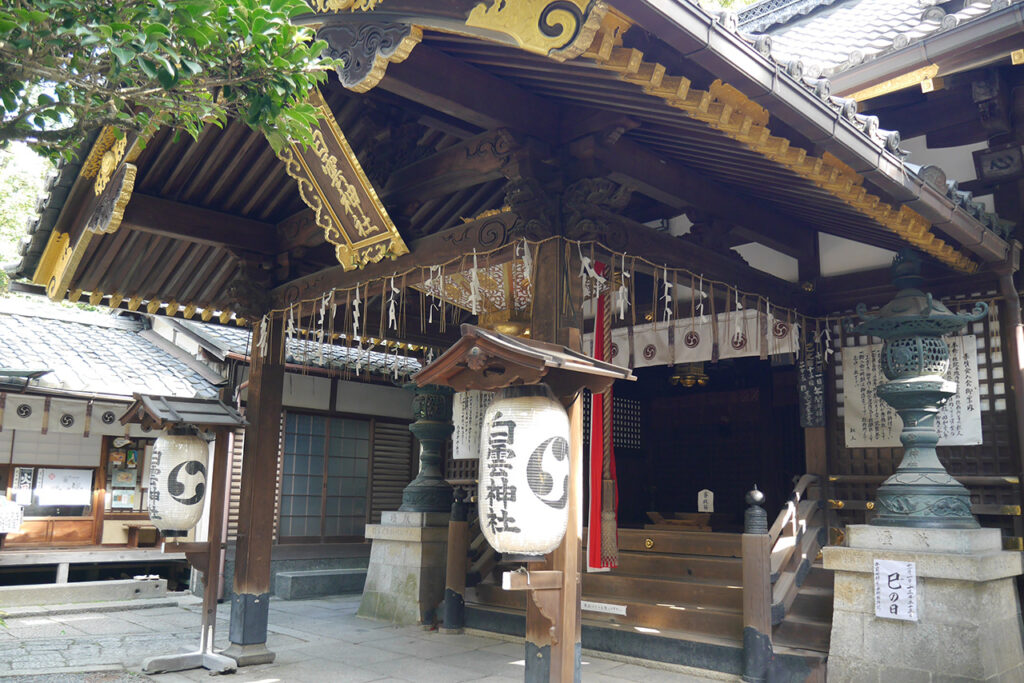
[
  {"left": 479, "top": 384, "right": 570, "bottom": 559},
  {"left": 149, "top": 432, "right": 209, "bottom": 536}
]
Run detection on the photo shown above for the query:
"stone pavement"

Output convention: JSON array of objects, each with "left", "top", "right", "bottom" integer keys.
[{"left": 0, "top": 593, "right": 738, "bottom": 682}]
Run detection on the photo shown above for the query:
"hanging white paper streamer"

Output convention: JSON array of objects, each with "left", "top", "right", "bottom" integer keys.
[
  {"left": 661, "top": 267, "right": 673, "bottom": 322},
  {"left": 696, "top": 275, "right": 708, "bottom": 323},
  {"left": 285, "top": 306, "right": 296, "bottom": 350},
  {"left": 616, "top": 252, "right": 630, "bottom": 320},
  {"left": 317, "top": 292, "right": 329, "bottom": 366},
  {"left": 352, "top": 287, "right": 362, "bottom": 339},
  {"left": 256, "top": 315, "right": 270, "bottom": 359},
  {"left": 519, "top": 239, "right": 533, "bottom": 281},
  {"left": 468, "top": 250, "right": 482, "bottom": 315},
  {"left": 577, "top": 243, "right": 606, "bottom": 300},
  {"left": 426, "top": 265, "right": 442, "bottom": 324},
  {"left": 388, "top": 276, "right": 399, "bottom": 331}
]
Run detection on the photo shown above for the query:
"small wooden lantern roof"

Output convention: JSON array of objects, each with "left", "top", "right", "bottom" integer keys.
[
  {"left": 413, "top": 324, "right": 634, "bottom": 398},
  {"left": 120, "top": 393, "right": 246, "bottom": 432}
]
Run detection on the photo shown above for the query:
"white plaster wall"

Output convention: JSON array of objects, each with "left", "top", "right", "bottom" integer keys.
[
  {"left": 236, "top": 370, "right": 412, "bottom": 419},
  {"left": 281, "top": 373, "right": 332, "bottom": 411},
  {"left": 6, "top": 429, "right": 102, "bottom": 467},
  {"left": 818, "top": 233, "right": 897, "bottom": 277},
  {"left": 150, "top": 317, "right": 203, "bottom": 356},
  {"left": 336, "top": 381, "right": 412, "bottom": 420},
  {"left": 732, "top": 243, "right": 800, "bottom": 282},
  {"left": 902, "top": 135, "right": 994, "bottom": 212}
]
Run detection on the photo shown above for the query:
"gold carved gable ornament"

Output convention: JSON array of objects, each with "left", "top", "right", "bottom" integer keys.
[{"left": 277, "top": 89, "right": 409, "bottom": 270}]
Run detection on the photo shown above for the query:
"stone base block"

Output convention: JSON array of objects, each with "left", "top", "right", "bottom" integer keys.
[
  {"left": 220, "top": 642, "right": 276, "bottom": 667},
  {"left": 824, "top": 526, "right": 1024, "bottom": 682},
  {"left": 357, "top": 511, "right": 448, "bottom": 626},
  {"left": 276, "top": 568, "right": 366, "bottom": 600}
]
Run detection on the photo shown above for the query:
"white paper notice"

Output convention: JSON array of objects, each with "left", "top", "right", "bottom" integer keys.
[
  {"left": 843, "top": 335, "right": 982, "bottom": 448},
  {"left": 581, "top": 600, "right": 627, "bottom": 616},
  {"left": 874, "top": 559, "right": 917, "bottom": 621}
]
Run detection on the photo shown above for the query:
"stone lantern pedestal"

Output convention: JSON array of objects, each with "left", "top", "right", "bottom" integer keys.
[
  {"left": 826, "top": 251, "right": 1024, "bottom": 681},
  {"left": 358, "top": 384, "right": 452, "bottom": 626},
  {"left": 824, "top": 525, "right": 1024, "bottom": 682}
]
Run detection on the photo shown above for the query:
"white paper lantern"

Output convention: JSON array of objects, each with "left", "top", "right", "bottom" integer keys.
[
  {"left": 479, "top": 384, "right": 570, "bottom": 559},
  {"left": 452, "top": 390, "right": 494, "bottom": 460},
  {"left": 148, "top": 433, "right": 209, "bottom": 536}
]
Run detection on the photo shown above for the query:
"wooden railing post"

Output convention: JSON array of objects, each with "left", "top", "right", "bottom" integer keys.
[
  {"left": 441, "top": 486, "right": 469, "bottom": 634},
  {"left": 742, "top": 487, "right": 773, "bottom": 683}
]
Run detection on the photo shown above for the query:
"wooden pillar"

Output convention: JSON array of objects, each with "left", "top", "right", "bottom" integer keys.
[
  {"left": 223, "top": 314, "right": 284, "bottom": 666},
  {"left": 441, "top": 487, "right": 469, "bottom": 634},
  {"left": 997, "top": 267, "right": 1024, "bottom": 543},
  {"left": 525, "top": 239, "right": 583, "bottom": 682}
]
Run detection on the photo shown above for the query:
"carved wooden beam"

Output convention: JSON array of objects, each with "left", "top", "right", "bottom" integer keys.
[
  {"left": 380, "top": 44, "right": 560, "bottom": 143},
  {"left": 121, "top": 194, "right": 277, "bottom": 256},
  {"left": 306, "top": 0, "right": 606, "bottom": 92},
  {"left": 272, "top": 210, "right": 518, "bottom": 308},
  {"left": 577, "top": 136, "right": 819, "bottom": 267},
  {"left": 382, "top": 128, "right": 549, "bottom": 205}
]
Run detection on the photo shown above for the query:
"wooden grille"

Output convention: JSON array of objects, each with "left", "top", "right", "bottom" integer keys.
[
  {"left": 369, "top": 419, "right": 415, "bottom": 523},
  {"left": 826, "top": 298, "right": 1020, "bottom": 538}
]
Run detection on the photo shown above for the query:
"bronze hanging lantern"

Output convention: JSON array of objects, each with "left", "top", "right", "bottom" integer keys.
[{"left": 850, "top": 250, "right": 987, "bottom": 528}]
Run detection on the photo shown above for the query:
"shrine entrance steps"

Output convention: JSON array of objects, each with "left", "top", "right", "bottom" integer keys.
[{"left": 463, "top": 528, "right": 832, "bottom": 681}]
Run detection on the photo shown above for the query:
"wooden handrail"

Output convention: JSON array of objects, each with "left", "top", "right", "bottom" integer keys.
[{"left": 767, "top": 474, "right": 819, "bottom": 546}]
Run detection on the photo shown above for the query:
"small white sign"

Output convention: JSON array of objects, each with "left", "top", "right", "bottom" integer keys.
[
  {"left": 582, "top": 600, "right": 627, "bottom": 616},
  {"left": 698, "top": 489, "right": 714, "bottom": 513},
  {"left": 874, "top": 559, "right": 917, "bottom": 621}
]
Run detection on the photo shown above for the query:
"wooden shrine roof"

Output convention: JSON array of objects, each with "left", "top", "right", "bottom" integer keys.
[
  {"left": 8, "top": 0, "right": 1016, "bottom": 338},
  {"left": 120, "top": 393, "right": 246, "bottom": 431}
]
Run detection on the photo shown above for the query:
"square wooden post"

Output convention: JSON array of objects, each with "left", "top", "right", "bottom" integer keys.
[{"left": 223, "top": 313, "right": 285, "bottom": 666}]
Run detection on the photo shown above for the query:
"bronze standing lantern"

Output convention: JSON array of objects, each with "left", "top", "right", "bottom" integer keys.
[{"left": 850, "top": 251, "right": 987, "bottom": 528}]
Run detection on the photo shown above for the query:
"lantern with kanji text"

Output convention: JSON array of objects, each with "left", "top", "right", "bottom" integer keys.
[{"left": 479, "top": 384, "right": 570, "bottom": 559}]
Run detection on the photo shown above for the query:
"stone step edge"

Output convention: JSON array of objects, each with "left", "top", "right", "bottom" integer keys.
[{"left": 0, "top": 594, "right": 189, "bottom": 619}]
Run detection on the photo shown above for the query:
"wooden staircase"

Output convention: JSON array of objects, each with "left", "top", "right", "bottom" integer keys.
[{"left": 462, "top": 476, "right": 832, "bottom": 680}]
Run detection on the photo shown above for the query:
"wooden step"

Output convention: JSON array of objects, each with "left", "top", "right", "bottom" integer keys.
[
  {"left": 613, "top": 551, "right": 743, "bottom": 582},
  {"left": 470, "top": 582, "right": 744, "bottom": 642},
  {"left": 788, "top": 586, "right": 833, "bottom": 622},
  {"left": 583, "top": 573, "right": 742, "bottom": 611},
  {"left": 800, "top": 565, "right": 835, "bottom": 590},
  {"left": 612, "top": 529, "right": 743, "bottom": 557},
  {"left": 773, "top": 613, "right": 831, "bottom": 653}
]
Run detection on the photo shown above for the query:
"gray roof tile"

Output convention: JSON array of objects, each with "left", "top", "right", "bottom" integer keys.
[
  {"left": 0, "top": 312, "right": 218, "bottom": 399},
  {"left": 746, "top": 0, "right": 1001, "bottom": 77},
  {"left": 180, "top": 320, "right": 422, "bottom": 381}
]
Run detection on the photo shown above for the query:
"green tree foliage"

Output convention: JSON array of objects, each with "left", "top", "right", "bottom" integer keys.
[
  {"left": 0, "top": 143, "right": 52, "bottom": 272},
  {"left": 0, "top": 0, "right": 336, "bottom": 161}
]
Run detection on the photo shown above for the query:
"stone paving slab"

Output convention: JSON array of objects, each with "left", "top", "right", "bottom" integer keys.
[{"left": 0, "top": 592, "right": 736, "bottom": 681}]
